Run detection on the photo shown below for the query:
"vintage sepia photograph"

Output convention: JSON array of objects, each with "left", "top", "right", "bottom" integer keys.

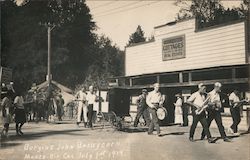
[{"left": 0, "top": 0, "right": 249, "bottom": 160}]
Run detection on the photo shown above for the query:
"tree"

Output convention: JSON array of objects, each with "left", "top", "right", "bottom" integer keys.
[
  {"left": 176, "top": 0, "right": 248, "bottom": 29},
  {"left": 1, "top": 0, "right": 97, "bottom": 92},
  {"left": 127, "top": 25, "right": 146, "bottom": 46},
  {"left": 83, "top": 35, "right": 124, "bottom": 89}
]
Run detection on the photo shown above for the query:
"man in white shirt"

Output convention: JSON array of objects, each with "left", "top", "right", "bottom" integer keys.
[
  {"left": 228, "top": 89, "right": 241, "bottom": 135},
  {"left": 86, "top": 85, "right": 97, "bottom": 128},
  {"left": 201, "top": 82, "right": 230, "bottom": 142},
  {"left": 186, "top": 83, "right": 215, "bottom": 143},
  {"left": 146, "top": 83, "right": 164, "bottom": 136},
  {"left": 75, "top": 88, "right": 87, "bottom": 127}
]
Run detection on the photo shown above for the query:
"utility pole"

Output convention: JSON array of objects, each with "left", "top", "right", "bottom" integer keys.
[
  {"left": 47, "top": 23, "right": 55, "bottom": 96},
  {"left": 41, "top": 22, "right": 55, "bottom": 87},
  {"left": 40, "top": 22, "right": 55, "bottom": 95},
  {"left": 47, "top": 25, "right": 52, "bottom": 86}
]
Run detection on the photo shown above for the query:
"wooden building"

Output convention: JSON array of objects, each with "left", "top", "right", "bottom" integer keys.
[{"left": 109, "top": 18, "right": 249, "bottom": 126}]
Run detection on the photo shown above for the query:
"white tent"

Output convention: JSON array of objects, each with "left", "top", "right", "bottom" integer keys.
[{"left": 31, "top": 81, "right": 75, "bottom": 106}]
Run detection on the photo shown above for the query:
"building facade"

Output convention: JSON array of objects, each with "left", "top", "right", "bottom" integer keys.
[{"left": 110, "top": 18, "right": 249, "bottom": 126}]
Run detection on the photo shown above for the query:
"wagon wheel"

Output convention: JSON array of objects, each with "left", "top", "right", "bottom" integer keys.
[
  {"left": 108, "top": 111, "right": 124, "bottom": 131},
  {"left": 96, "top": 111, "right": 105, "bottom": 129},
  {"left": 108, "top": 111, "right": 117, "bottom": 128},
  {"left": 138, "top": 117, "right": 146, "bottom": 127}
]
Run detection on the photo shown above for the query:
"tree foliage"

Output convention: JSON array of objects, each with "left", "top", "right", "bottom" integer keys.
[
  {"left": 83, "top": 36, "right": 124, "bottom": 89},
  {"left": 1, "top": 0, "right": 123, "bottom": 93},
  {"left": 127, "top": 25, "right": 146, "bottom": 46},
  {"left": 176, "top": 0, "right": 248, "bottom": 29}
]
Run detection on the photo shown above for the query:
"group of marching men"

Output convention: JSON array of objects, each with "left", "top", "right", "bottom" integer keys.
[{"left": 133, "top": 82, "right": 249, "bottom": 143}]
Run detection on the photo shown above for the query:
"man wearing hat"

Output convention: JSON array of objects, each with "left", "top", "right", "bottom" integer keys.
[
  {"left": 228, "top": 88, "right": 243, "bottom": 135},
  {"left": 186, "top": 83, "right": 215, "bottom": 143},
  {"left": 134, "top": 89, "right": 151, "bottom": 127},
  {"left": 201, "top": 82, "right": 230, "bottom": 142},
  {"left": 146, "top": 83, "right": 164, "bottom": 136}
]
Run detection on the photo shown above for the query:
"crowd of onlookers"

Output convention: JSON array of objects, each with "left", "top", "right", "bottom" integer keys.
[
  {"left": 0, "top": 82, "right": 103, "bottom": 139},
  {"left": 0, "top": 83, "right": 65, "bottom": 138},
  {"left": 0, "top": 83, "right": 27, "bottom": 138}
]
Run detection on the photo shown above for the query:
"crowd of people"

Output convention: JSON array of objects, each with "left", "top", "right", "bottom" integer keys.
[
  {"left": 0, "top": 82, "right": 248, "bottom": 143},
  {"left": 133, "top": 82, "right": 249, "bottom": 143},
  {"left": 0, "top": 83, "right": 65, "bottom": 138},
  {"left": 0, "top": 87, "right": 27, "bottom": 137}
]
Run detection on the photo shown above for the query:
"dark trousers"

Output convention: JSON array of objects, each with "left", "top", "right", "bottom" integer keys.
[
  {"left": 201, "top": 110, "right": 226, "bottom": 139},
  {"left": 134, "top": 107, "right": 151, "bottom": 127},
  {"left": 230, "top": 107, "right": 241, "bottom": 133},
  {"left": 190, "top": 112, "right": 211, "bottom": 138},
  {"left": 148, "top": 108, "right": 160, "bottom": 134},
  {"left": 182, "top": 105, "right": 189, "bottom": 126},
  {"left": 87, "top": 104, "right": 94, "bottom": 127}
]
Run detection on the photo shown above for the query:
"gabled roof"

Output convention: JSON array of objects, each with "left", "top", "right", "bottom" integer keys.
[{"left": 31, "top": 81, "right": 73, "bottom": 94}]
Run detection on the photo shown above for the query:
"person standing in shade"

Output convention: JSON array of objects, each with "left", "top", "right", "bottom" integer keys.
[
  {"left": 186, "top": 83, "right": 215, "bottom": 143},
  {"left": 228, "top": 89, "right": 242, "bottom": 136},
  {"left": 75, "top": 88, "right": 87, "bottom": 127},
  {"left": 134, "top": 89, "right": 151, "bottom": 127},
  {"left": 56, "top": 94, "right": 64, "bottom": 121},
  {"left": 174, "top": 93, "right": 183, "bottom": 126},
  {"left": 14, "top": 92, "right": 26, "bottom": 136},
  {"left": 1, "top": 91, "right": 13, "bottom": 138},
  {"left": 146, "top": 83, "right": 164, "bottom": 136},
  {"left": 86, "top": 86, "right": 97, "bottom": 128},
  {"left": 201, "top": 82, "right": 231, "bottom": 142}
]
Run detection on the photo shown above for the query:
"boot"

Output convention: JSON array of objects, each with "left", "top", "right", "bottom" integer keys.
[
  {"left": 19, "top": 127, "right": 24, "bottom": 135},
  {"left": 16, "top": 127, "right": 20, "bottom": 136}
]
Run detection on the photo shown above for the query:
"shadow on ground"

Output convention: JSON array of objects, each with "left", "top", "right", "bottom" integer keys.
[
  {"left": 159, "top": 132, "right": 187, "bottom": 137},
  {"left": 0, "top": 128, "right": 89, "bottom": 149}
]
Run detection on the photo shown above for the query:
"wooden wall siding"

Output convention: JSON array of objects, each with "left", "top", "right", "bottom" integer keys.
[{"left": 125, "top": 19, "right": 246, "bottom": 77}]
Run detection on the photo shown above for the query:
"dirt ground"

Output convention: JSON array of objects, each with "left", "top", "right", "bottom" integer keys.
[{"left": 0, "top": 121, "right": 249, "bottom": 160}]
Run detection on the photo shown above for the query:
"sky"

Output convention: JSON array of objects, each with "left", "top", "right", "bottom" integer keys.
[{"left": 86, "top": 0, "right": 242, "bottom": 50}]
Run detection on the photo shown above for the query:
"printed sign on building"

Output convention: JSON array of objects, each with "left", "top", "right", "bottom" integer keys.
[{"left": 162, "top": 35, "right": 185, "bottom": 61}]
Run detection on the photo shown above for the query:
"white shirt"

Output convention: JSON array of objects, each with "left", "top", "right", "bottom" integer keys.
[
  {"left": 208, "top": 89, "right": 222, "bottom": 109},
  {"left": 86, "top": 92, "right": 97, "bottom": 105},
  {"left": 76, "top": 91, "right": 87, "bottom": 101},
  {"left": 187, "top": 91, "right": 205, "bottom": 107},
  {"left": 14, "top": 96, "right": 24, "bottom": 109},
  {"left": 146, "top": 90, "right": 163, "bottom": 108},
  {"left": 209, "top": 90, "right": 221, "bottom": 103},
  {"left": 229, "top": 92, "right": 240, "bottom": 105}
]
